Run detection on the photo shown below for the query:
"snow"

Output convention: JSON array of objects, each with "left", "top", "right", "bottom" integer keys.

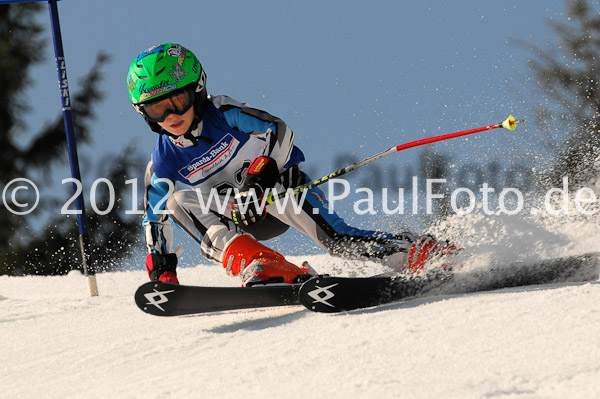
[
  {"left": 2, "top": 253, "right": 600, "bottom": 399},
  {"left": 3, "top": 174, "right": 600, "bottom": 398}
]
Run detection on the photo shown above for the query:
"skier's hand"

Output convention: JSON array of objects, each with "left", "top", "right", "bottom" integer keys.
[
  {"left": 230, "top": 184, "right": 268, "bottom": 226},
  {"left": 230, "top": 156, "right": 280, "bottom": 226}
]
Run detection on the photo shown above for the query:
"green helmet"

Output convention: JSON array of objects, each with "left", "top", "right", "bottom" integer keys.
[{"left": 127, "top": 43, "right": 207, "bottom": 132}]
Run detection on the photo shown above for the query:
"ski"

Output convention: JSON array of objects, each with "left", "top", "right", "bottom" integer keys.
[
  {"left": 135, "top": 253, "right": 600, "bottom": 316},
  {"left": 299, "top": 252, "right": 600, "bottom": 313},
  {"left": 299, "top": 274, "right": 425, "bottom": 313},
  {"left": 134, "top": 281, "right": 301, "bottom": 316}
]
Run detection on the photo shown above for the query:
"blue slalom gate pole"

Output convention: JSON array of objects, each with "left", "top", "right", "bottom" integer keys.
[
  {"left": 47, "top": 0, "right": 98, "bottom": 296},
  {"left": 1, "top": 0, "right": 98, "bottom": 295}
]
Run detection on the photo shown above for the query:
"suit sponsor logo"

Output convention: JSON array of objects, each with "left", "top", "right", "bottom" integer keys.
[{"left": 179, "top": 134, "right": 239, "bottom": 183}]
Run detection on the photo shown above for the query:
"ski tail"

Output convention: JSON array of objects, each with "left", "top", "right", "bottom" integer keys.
[{"left": 300, "top": 252, "right": 600, "bottom": 313}]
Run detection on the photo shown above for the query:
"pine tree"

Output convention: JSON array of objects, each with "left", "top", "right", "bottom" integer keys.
[
  {"left": 0, "top": 4, "right": 142, "bottom": 275},
  {"left": 528, "top": 0, "right": 600, "bottom": 187}
]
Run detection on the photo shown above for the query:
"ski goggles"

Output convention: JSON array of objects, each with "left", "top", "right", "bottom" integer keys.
[{"left": 139, "top": 88, "right": 194, "bottom": 123}]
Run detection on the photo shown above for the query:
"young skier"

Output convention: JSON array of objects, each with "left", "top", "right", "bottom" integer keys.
[{"left": 127, "top": 43, "right": 453, "bottom": 286}]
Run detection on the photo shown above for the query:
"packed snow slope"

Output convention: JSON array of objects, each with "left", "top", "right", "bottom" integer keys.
[
  {"left": 2, "top": 249, "right": 600, "bottom": 399},
  {"left": 3, "top": 187, "right": 600, "bottom": 399}
]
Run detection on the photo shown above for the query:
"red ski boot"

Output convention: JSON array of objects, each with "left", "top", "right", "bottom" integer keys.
[
  {"left": 145, "top": 253, "right": 180, "bottom": 284},
  {"left": 222, "top": 235, "right": 315, "bottom": 286},
  {"left": 408, "top": 236, "right": 461, "bottom": 274}
]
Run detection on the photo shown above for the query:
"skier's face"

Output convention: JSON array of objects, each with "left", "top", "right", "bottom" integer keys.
[{"left": 157, "top": 106, "right": 195, "bottom": 136}]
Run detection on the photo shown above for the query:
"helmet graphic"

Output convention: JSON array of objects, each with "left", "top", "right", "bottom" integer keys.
[{"left": 127, "top": 43, "right": 207, "bottom": 133}]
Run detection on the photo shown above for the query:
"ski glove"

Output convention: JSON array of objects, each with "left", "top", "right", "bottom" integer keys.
[
  {"left": 145, "top": 253, "right": 179, "bottom": 284},
  {"left": 230, "top": 156, "right": 280, "bottom": 227}
]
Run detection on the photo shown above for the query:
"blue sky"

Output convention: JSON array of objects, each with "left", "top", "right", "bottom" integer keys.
[
  {"left": 25, "top": 1, "right": 565, "bottom": 169},
  {"left": 21, "top": 0, "right": 572, "bottom": 256}
]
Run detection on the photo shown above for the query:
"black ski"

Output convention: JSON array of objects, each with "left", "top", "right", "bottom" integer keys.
[
  {"left": 135, "top": 281, "right": 301, "bottom": 316},
  {"left": 299, "top": 274, "right": 428, "bottom": 313},
  {"left": 299, "top": 252, "right": 600, "bottom": 313}
]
